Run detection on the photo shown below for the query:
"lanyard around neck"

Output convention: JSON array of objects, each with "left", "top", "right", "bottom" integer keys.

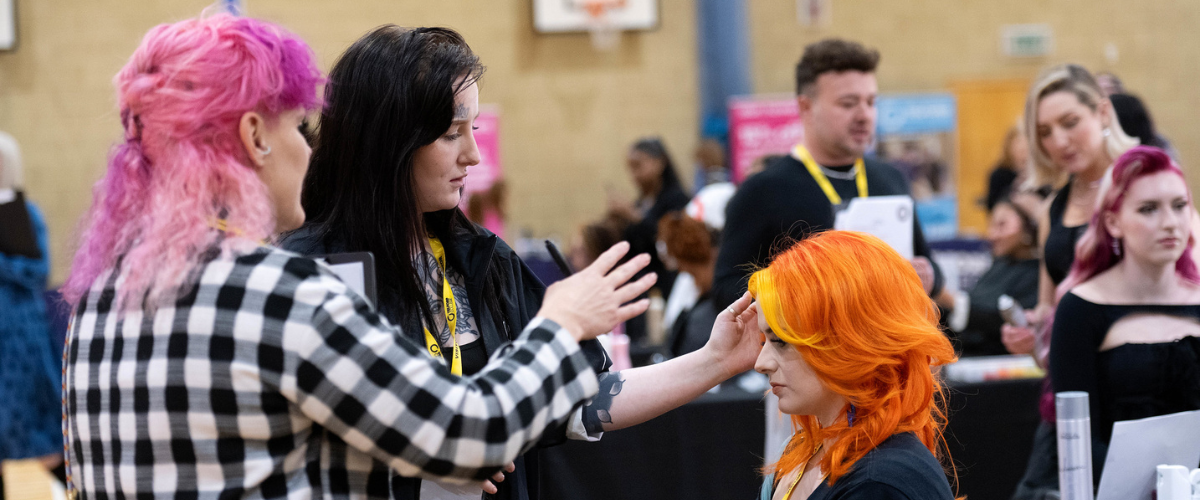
[
  {"left": 781, "top": 442, "right": 825, "bottom": 500},
  {"left": 423, "top": 236, "right": 462, "bottom": 376},
  {"left": 793, "top": 145, "right": 867, "bottom": 206}
]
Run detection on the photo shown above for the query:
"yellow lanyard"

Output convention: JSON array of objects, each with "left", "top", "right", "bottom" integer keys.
[
  {"left": 781, "top": 443, "right": 824, "bottom": 500},
  {"left": 423, "top": 237, "right": 462, "bottom": 376},
  {"left": 793, "top": 145, "right": 867, "bottom": 206},
  {"left": 207, "top": 218, "right": 267, "bottom": 245}
]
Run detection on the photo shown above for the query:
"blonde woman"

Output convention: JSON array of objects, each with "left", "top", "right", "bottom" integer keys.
[{"left": 1004, "top": 63, "right": 1138, "bottom": 500}]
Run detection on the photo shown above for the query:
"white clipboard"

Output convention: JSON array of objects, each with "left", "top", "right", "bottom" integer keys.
[
  {"left": 1096, "top": 409, "right": 1200, "bottom": 500},
  {"left": 833, "top": 195, "right": 914, "bottom": 260}
]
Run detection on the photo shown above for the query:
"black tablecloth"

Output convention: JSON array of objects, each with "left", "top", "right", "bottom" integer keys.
[
  {"left": 539, "top": 383, "right": 766, "bottom": 499},
  {"left": 539, "top": 377, "right": 1042, "bottom": 500}
]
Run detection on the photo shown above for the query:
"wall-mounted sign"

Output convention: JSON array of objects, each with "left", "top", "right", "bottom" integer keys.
[
  {"left": 1002, "top": 24, "right": 1053, "bottom": 58},
  {"left": 0, "top": 0, "right": 16, "bottom": 51},
  {"left": 532, "top": 0, "right": 659, "bottom": 33}
]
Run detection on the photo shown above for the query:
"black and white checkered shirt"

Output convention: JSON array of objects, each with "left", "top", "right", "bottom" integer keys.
[{"left": 64, "top": 246, "right": 599, "bottom": 499}]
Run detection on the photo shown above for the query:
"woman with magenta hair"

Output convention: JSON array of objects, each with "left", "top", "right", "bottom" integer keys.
[
  {"left": 285, "top": 26, "right": 765, "bottom": 500},
  {"left": 1050, "top": 146, "right": 1200, "bottom": 483},
  {"left": 61, "top": 14, "right": 662, "bottom": 499},
  {"left": 750, "top": 231, "right": 956, "bottom": 500}
]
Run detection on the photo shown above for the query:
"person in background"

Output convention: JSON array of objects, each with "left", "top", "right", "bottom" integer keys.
[
  {"left": 568, "top": 215, "right": 631, "bottom": 274},
  {"left": 692, "top": 138, "right": 729, "bottom": 189},
  {"left": 752, "top": 231, "right": 956, "bottom": 500},
  {"left": 607, "top": 137, "right": 691, "bottom": 343},
  {"left": 1109, "top": 93, "right": 1181, "bottom": 161},
  {"left": 985, "top": 123, "right": 1034, "bottom": 211},
  {"left": 609, "top": 137, "right": 691, "bottom": 297},
  {"left": 944, "top": 195, "right": 1041, "bottom": 356},
  {"left": 465, "top": 178, "right": 508, "bottom": 239},
  {"left": 1002, "top": 64, "right": 1138, "bottom": 362},
  {"left": 658, "top": 212, "right": 721, "bottom": 357},
  {"left": 713, "top": 38, "right": 945, "bottom": 311},
  {"left": 1003, "top": 63, "right": 1138, "bottom": 500},
  {"left": 1050, "top": 146, "right": 1200, "bottom": 484},
  {"left": 0, "top": 132, "right": 64, "bottom": 498},
  {"left": 664, "top": 151, "right": 736, "bottom": 334},
  {"left": 1096, "top": 71, "right": 1179, "bottom": 161},
  {"left": 61, "top": 15, "right": 658, "bottom": 499}
]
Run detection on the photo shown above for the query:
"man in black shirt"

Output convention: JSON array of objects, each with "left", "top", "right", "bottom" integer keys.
[{"left": 713, "top": 39, "right": 944, "bottom": 309}]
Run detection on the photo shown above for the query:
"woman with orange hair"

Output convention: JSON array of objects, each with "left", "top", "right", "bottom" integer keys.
[{"left": 751, "top": 231, "right": 957, "bottom": 499}]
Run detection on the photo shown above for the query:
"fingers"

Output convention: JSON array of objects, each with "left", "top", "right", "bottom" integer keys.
[
  {"left": 603, "top": 252, "right": 650, "bottom": 285},
  {"left": 614, "top": 299, "right": 651, "bottom": 324},
  {"left": 721, "top": 292, "right": 753, "bottom": 320},
  {"left": 491, "top": 469, "right": 506, "bottom": 483},
  {"left": 505, "top": 462, "right": 516, "bottom": 473},
  {"left": 584, "top": 241, "right": 631, "bottom": 277},
  {"left": 613, "top": 272, "right": 657, "bottom": 304},
  {"left": 481, "top": 480, "right": 497, "bottom": 494}
]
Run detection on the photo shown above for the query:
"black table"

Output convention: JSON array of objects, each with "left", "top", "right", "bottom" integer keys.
[{"left": 539, "top": 377, "right": 1042, "bottom": 500}]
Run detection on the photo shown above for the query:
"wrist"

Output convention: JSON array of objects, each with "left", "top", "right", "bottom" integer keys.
[{"left": 699, "top": 345, "right": 737, "bottom": 384}]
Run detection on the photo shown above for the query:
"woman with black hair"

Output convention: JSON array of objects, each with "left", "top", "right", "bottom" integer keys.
[
  {"left": 613, "top": 138, "right": 691, "bottom": 297},
  {"left": 285, "top": 26, "right": 762, "bottom": 500}
]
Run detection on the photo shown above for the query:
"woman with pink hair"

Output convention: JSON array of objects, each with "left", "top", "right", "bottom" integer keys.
[
  {"left": 1050, "top": 146, "right": 1200, "bottom": 484},
  {"left": 61, "top": 13, "right": 658, "bottom": 499}
]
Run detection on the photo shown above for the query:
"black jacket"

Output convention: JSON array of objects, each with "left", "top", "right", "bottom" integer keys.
[{"left": 281, "top": 217, "right": 611, "bottom": 500}]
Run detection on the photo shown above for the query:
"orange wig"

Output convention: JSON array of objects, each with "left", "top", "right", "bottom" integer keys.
[{"left": 748, "top": 231, "right": 957, "bottom": 484}]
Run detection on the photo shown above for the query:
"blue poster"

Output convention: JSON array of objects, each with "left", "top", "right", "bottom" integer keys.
[
  {"left": 875, "top": 93, "right": 958, "bottom": 241},
  {"left": 877, "top": 94, "right": 957, "bottom": 135}
]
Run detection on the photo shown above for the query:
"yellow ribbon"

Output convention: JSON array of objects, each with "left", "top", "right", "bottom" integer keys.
[
  {"left": 423, "top": 237, "right": 462, "bottom": 376},
  {"left": 792, "top": 145, "right": 867, "bottom": 206}
]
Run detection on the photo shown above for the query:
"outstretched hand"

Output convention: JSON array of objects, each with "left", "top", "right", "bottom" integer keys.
[
  {"left": 701, "top": 292, "right": 763, "bottom": 379},
  {"left": 538, "top": 241, "right": 657, "bottom": 342}
]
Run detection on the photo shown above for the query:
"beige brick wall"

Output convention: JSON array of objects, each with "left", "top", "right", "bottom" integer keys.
[
  {"left": 7, "top": 0, "right": 1200, "bottom": 283},
  {"left": 0, "top": 0, "right": 700, "bottom": 283}
]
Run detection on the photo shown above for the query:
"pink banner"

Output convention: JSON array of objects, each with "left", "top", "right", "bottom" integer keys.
[
  {"left": 728, "top": 95, "right": 802, "bottom": 183},
  {"left": 463, "top": 105, "right": 506, "bottom": 237},
  {"left": 466, "top": 104, "right": 502, "bottom": 194}
]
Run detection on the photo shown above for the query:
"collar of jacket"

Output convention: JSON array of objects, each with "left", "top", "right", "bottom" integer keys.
[{"left": 427, "top": 210, "right": 499, "bottom": 296}]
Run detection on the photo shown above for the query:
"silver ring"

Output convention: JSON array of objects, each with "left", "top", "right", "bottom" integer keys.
[{"left": 726, "top": 307, "right": 736, "bottom": 315}]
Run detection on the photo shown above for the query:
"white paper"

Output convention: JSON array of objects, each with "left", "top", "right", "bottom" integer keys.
[
  {"left": 325, "top": 261, "right": 367, "bottom": 302},
  {"left": 1096, "top": 409, "right": 1200, "bottom": 500},
  {"left": 833, "top": 195, "right": 914, "bottom": 260}
]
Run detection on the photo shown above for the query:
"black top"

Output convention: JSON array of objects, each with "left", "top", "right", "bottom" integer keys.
[
  {"left": 625, "top": 182, "right": 691, "bottom": 295},
  {"left": 958, "top": 257, "right": 1040, "bottom": 356},
  {"left": 760, "top": 433, "right": 954, "bottom": 500},
  {"left": 1050, "top": 291, "right": 1200, "bottom": 480},
  {"left": 1044, "top": 183, "right": 1089, "bottom": 286},
  {"left": 666, "top": 294, "right": 717, "bottom": 357},
  {"left": 713, "top": 155, "right": 944, "bottom": 309}
]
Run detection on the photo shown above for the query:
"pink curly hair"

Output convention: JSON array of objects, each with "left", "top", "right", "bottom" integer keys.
[{"left": 64, "top": 13, "right": 323, "bottom": 309}]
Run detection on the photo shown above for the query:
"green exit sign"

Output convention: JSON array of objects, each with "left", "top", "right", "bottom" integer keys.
[{"left": 1002, "top": 24, "right": 1053, "bottom": 58}]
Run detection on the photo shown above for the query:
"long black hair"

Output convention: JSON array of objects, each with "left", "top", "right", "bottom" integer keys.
[
  {"left": 300, "top": 26, "right": 509, "bottom": 336},
  {"left": 631, "top": 137, "right": 683, "bottom": 193}
]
